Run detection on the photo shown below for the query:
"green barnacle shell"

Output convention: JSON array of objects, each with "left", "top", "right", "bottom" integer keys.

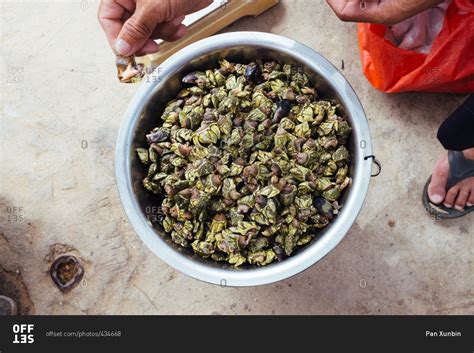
[
  {"left": 247, "top": 108, "right": 267, "bottom": 121},
  {"left": 247, "top": 249, "right": 276, "bottom": 266},
  {"left": 209, "top": 213, "right": 227, "bottom": 235},
  {"left": 317, "top": 121, "right": 335, "bottom": 136},
  {"left": 333, "top": 145, "right": 349, "bottom": 163},
  {"left": 322, "top": 186, "right": 341, "bottom": 202},
  {"left": 296, "top": 234, "right": 313, "bottom": 246},
  {"left": 171, "top": 230, "right": 189, "bottom": 248},
  {"left": 279, "top": 117, "right": 295, "bottom": 131},
  {"left": 217, "top": 114, "right": 233, "bottom": 135},
  {"left": 171, "top": 128, "right": 194, "bottom": 142},
  {"left": 147, "top": 163, "right": 158, "bottom": 178},
  {"left": 336, "top": 120, "right": 351, "bottom": 138},
  {"left": 138, "top": 59, "right": 351, "bottom": 266},
  {"left": 295, "top": 195, "right": 313, "bottom": 209},
  {"left": 136, "top": 148, "right": 149, "bottom": 164},
  {"left": 247, "top": 237, "right": 269, "bottom": 252},
  {"left": 192, "top": 240, "right": 215, "bottom": 258},
  {"left": 228, "top": 253, "right": 246, "bottom": 267},
  {"left": 149, "top": 147, "right": 158, "bottom": 163},
  {"left": 290, "top": 165, "right": 311, "bottom": 182},
  {"left": 255, "top": 185, "right": 280, "bottom": 198},
  {"left": 336, "top": 165, "right": 348, "bottom": 184},
  {"left": 163, "top": 216, "right": 174, "bottom": 233},
  {"left": 324, "top": 160, "right": 338, "bottom": 176},
  {"left": 294, "top": 122, "right": 310, "bottom": 138},
  {"left": 315, "top": 177, "right": 333, "bottom": 192},
  {"left": 297, "top": 181, "right": 314, "bottom": 194},
  {"left": 274, "top": 127, "right": 289, "bottom": 149},
  {"left": 143, "top": 179, "right": 159, "bottom": 194},
  {"left": 284, "top": 232, "right": 297, "bottom": 256}
]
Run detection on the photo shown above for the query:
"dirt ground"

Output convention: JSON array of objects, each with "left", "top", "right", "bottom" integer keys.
[{"left": 1, "top": 0, "right": 472, "bottom": 315}]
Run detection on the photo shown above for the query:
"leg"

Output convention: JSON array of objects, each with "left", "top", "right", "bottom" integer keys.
[
  {"left": 428, "top": 95, "right": 474, "bottom": 210},
  {"left": 437, "top": 95, "right": 474, "bottom": 151}
]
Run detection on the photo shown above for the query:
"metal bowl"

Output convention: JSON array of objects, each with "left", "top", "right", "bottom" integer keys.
[{"left": 116, "top": 32, "right": 373, "bottom": 286}]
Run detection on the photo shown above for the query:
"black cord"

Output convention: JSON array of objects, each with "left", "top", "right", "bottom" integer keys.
[{"left": 364, "top": 155, "right": 381, "bottom": 177}]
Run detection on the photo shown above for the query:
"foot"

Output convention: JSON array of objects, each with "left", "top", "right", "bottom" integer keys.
[{"left": 428, "top": 148, "right": 474, "bottom": 211}]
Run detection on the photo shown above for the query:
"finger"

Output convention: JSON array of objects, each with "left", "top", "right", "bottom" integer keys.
[
  {"left": 135, "top": 16, "right": 186, "bottom": 56},
  {"left": 326, "top": 0, "right": 444, "bottom": 25},
  {"left": 325, "top": 0, "right": 385, "bottom": 23},
  {"left": 151, "top": 15, "right": 187, "bottom": 42},
  {"left": 166, "top": 0, "right": 214, "bottom": 19},
  {"left": 189, "top": 0, "right": 214, "bottom": 13},
  {"left": 98, "top": 0, "right": 128, "bottom": 49},
  {"left": 135, "top": 39, "right": 160, "bottom": 56},
  {"left": 443, "top": 185, "right": 459, "bottom": 208},
  {"left": 156, "top": 23, "right": 188, "bottom": 42},
  {"left": 383, "top": 0, "right": 446, "bottom": 25},
  {"left": 116, "top": 4, "right": 160, "bottom": 56}
]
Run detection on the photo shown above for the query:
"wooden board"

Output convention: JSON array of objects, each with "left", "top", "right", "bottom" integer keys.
[{"left": 139, "top": 0, "right": 279, "bottom": 68}]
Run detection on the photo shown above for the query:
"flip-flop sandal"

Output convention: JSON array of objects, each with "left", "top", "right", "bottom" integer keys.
[{"left": 423, "top": 150, "right": 474, "bottom": 219}]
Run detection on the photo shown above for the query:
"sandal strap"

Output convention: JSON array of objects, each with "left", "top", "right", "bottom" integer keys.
[{"left": 446, "top": 151, "right": 474, "bottom": 190}]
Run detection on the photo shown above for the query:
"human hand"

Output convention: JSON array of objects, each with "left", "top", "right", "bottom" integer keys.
[
  {"left": 98, "top": 0, "right": 213, "bottom": 56},
  {"left": 326, "top": 0, "right": 445, "bottom": 25}
]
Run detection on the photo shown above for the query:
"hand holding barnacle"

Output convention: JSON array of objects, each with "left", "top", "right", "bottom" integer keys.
[{"left": 98, "top": 0, "right": 213, "bottom": 83}]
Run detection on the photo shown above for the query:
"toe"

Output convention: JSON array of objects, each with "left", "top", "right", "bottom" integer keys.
[
  {"left": 443, "top": 186, "right": 459, "bottom": 208},
  {"left": 467, "top": 180, "right": 474, "bottom": 207},
  {"left": 428, "top": 155, "right": 449, "bottom": 204},
  {"left": 454, "top": 186, "right": 469, "bottom": 211},
  {"left": 468, "top": 194, "right": 474, "bottom": 207}
]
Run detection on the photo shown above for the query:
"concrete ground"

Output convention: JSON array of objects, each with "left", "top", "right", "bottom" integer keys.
[{"left": 1, "top": 0, "right": 472, "bottom": 315}]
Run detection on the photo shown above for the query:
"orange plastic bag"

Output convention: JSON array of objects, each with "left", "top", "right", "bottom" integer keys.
[{"left": 357, "top": 0, "right": 474, "bottom": 93}]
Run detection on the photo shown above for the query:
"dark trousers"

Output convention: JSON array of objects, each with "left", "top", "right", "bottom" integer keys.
[{"left": 437, "top": 95, "right": 474, "bottom": 151}]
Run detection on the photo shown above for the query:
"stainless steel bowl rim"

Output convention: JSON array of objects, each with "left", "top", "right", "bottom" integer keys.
[{"left": 115, "top": 32, "right": 373, "bottom": 286}]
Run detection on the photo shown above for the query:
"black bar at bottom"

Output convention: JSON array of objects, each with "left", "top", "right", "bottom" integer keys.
[{"left": 0, "top": 316, "right": 472, "bottom": 353}]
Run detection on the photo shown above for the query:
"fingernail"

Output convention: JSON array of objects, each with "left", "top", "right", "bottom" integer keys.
[
  {"left": 430, "top": 194, "right": 444, "bottom": 204},
  {"left": 115, "top": 39, "right": 132, "bottom": 56},
  {"left": 467, "top": 202, "right": 473, "bottom": 207},
  {"left": 176, "top": 25, "right": 187, "bottom": 38},
  {"left": 454, "top": 205, "right": 464, "bottom": 211}
]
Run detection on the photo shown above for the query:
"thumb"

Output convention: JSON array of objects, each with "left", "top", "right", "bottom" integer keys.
[{"left": 115, "top": 9, "right": 160, "bottom": 56}]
